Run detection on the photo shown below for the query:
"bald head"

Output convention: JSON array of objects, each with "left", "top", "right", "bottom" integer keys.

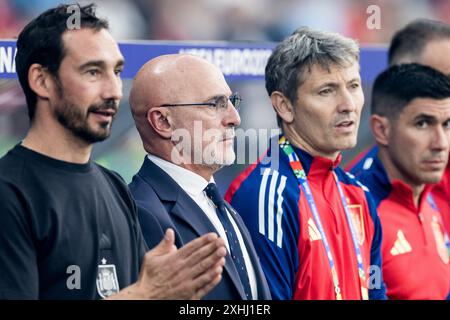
[
  {"left": 130, "top": 54, "right": 227, "bottom": 118},
  {"left": 129, "top": 53, "right": 239, "bottom": 169}
]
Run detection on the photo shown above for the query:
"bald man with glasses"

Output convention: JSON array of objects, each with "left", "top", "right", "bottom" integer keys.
[{"left": 128, "top": 54, "right": 271, "bottom": 300}]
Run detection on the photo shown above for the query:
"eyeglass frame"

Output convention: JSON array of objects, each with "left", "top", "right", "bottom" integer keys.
[{"left": 159, "top": 92, "right": 241, "bottom": 112}]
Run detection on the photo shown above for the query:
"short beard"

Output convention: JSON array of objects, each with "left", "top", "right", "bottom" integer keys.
[
  {"left": 52, "top": 76, "right": 117, "bottom": 144},
  {"left": 55, "top": 103, "right": 111, "bottom": 144}
]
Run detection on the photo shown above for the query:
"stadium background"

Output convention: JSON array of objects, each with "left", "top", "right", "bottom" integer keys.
[{"left": 1, "top": 0, "right": 449, "bottom": 194}]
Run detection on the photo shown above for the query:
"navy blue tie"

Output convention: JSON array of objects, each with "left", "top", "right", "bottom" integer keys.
[{"left": 204, "top": 183, "right": 253, "bottom": 300}]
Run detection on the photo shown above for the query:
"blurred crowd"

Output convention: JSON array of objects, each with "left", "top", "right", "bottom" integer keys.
[{"left": 1, "top": 0, "right": 450, "bottom": 43}]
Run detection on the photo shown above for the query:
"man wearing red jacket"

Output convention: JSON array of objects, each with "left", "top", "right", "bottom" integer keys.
[
  {"left": 349, "top": 20, "right": 450, "bottom": 232},
  {"left": 350, "top": 64, "right": 450, "bottom": 299},
  {"left": 226, "top": 27, "right": 386, "bottom": 300}
]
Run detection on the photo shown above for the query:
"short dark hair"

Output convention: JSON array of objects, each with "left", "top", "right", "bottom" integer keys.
[
  {"left": 371, "top": 63, "right": 450, "bottom": 118},
  {"left": 265, "top": 26, "right": 359, "bottom": 127},
  {"left": 388, "top": 19, "right": 450, "bottom": 66},
  {"left": 15, "top": 3, "right": 109, "bottom": 120}
]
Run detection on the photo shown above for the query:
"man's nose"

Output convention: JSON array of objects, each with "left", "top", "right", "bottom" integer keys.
[
  {"left": 431, "top": 125, "right": 450, "bottom": 152},
  {"left": 101, "top": 73, "right": 123, "bottom": 102},
  {"left": 337, "top": 88, "right": 358, "bottom": 113},
  {"left": 223, "top": 99, "right": 241, "bottom": 127}
]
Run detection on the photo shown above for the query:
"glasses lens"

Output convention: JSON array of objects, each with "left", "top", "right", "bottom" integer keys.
[
  {"left": 229, "top": 93, "right": 241, "bottom": 111},
  {"left": 216, "top": 96, "right": 228, "bottom": 110}
]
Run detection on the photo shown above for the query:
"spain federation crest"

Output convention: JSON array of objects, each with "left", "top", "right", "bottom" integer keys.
[
  {"left": 96, "top": 258, "right": 120, "bottom": 298},
  {"left": 348, "top": 204, "right": 365, "bottom": 245},
  {"left": 430, "top": 216, "right": 450, "bottom": 264}
]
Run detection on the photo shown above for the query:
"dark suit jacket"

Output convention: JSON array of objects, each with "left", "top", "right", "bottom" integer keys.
[{"left": 129, "top": 157, "right": 271, "bottom": 300}]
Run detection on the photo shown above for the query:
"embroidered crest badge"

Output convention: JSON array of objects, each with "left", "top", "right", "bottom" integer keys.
[
  {"left": 348, "top": 204, "right": 365, "bottom": 245},
  {"left": 96, "top": 258, "right": 120, "bottom": 298},
  {"left": 431, "top": 216, "right": 450, "bottom": 264}
]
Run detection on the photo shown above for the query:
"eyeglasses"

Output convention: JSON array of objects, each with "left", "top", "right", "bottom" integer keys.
[{"left": 160, "top": 92, "right": 241, "bottom": 112}]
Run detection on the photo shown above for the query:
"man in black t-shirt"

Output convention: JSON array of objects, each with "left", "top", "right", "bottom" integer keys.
[{"left": 0, "top": 4, "right": 226, "bottom": 299}]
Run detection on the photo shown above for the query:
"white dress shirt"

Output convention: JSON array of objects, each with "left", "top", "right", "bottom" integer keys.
[{"left": 147, "top": 154, "right": 258, "bottom": 299}]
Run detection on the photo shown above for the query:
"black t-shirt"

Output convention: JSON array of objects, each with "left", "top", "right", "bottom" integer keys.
[{"left": 0, "top": 145, "right": 147, "bottom": 299}]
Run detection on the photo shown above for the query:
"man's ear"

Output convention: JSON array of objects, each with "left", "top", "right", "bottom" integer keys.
[
  {"left": 370, "top": 114, "right": 390, "bottom": 146},
  {"left": 146, "top": 107, "right": 172, "bottom": 139},
  {"left": 28, "top": 63, "right": 53, "bottom": 100},
  {"left": 270, "top": 91, "right": 294, "bottom": 123}
]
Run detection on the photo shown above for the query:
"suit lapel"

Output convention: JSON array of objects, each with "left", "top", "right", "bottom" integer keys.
[
  {"left": 170, "top": 201, "right": 246, "bottom": 299},
  {"left": 137, "top": 157, "right": 246, "bottom": 299}
]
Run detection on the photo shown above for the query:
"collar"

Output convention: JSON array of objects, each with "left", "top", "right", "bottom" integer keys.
[
  {"left": 13, "top": 143, "right": 92, "bottom": 172},
  {"left": 147, "top": 154, "right": 214, "bottom": 199},
  {"left": 389, "top": 179, "right": 434, "bottom": 212},
  {"left": 364, "top": 146, "right": 391, "bottom": 189},
  {"left": 364, "top": 147, "right": 435, "bottom": 212},
  {"left": 289, "top": 143, "right": 342, "bottom": 178}
]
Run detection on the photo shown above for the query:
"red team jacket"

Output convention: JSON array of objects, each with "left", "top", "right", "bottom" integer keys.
[
  {"left": 432, "top": 159, "right": 450, "bottom": 233},
  {"left": 348, "top": 148, "right": 450, "bottom": 234},
  {"left": 350, "top": 146, "right": 450, "bottom": 299},
  {"left": 226, "top": 136, "right": 386, "bottom": 300}
]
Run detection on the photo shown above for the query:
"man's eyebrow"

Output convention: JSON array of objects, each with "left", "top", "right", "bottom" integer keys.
[
  {"left": 78, "top": 60, "right": 106, "bottom": 70},
  {"left": 413, "top": 113, "right": 437, "bottom": 122},
  {"left": 78, "top": 59, "right": 125, "bottom": 71},
  {"left": 317, "top": 82, "right": 339, "bottom": 89},
  {"left": 347, "top": 77, "right": 361, "bottom": 84},
  {"left": 116, "top": 59, "right": 125, "bottom": 68},
  {"left": 316, "top": 77, "right": 361, "bottom": 88},
  {"left": 205, "top": 94, "right": 229, "bottom": 101}
]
